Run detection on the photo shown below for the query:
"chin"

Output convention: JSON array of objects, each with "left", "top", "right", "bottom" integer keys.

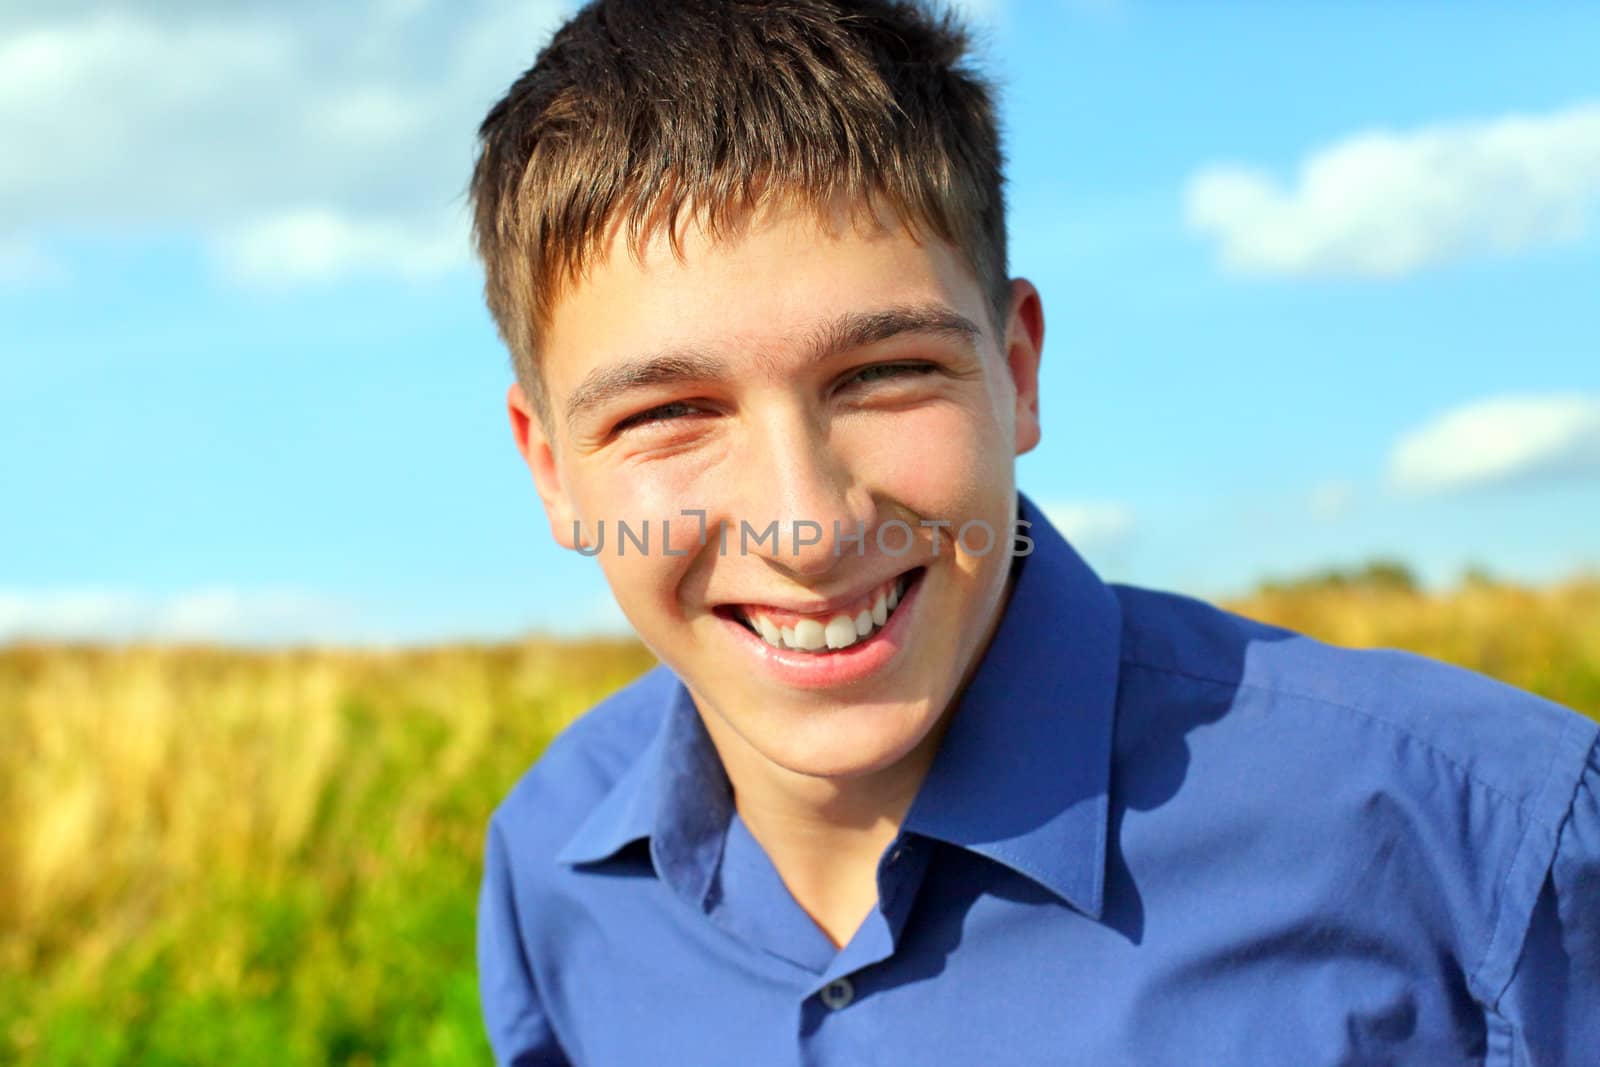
[{"left": 753, "top": 693, "right": 945, "bottom": 781}]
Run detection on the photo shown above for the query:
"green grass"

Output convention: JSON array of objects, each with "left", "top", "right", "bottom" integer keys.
[
  {"left": 1, "top": 576, "right": 1595, "bottom": 1063},
  {"left": 0, "top": 640, "right": 654, "bottom": 1065}
]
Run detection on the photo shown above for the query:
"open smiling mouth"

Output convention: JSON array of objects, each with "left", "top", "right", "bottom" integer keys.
[{"left": 720, "top": 567, "right": 924, "bottom": 654}]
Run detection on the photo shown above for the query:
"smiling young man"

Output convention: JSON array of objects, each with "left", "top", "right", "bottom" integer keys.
[{"left": 471, "top": 2, "right": 1600, "bottom": 1064}]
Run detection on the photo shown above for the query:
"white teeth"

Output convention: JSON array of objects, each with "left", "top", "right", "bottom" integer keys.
[
  {"left": 741, "top": 572, "right": 915, "bottom": 654},
  {"left": 792, "top": 618, "right": 826, "bottom": 651},
  {"left": 824, "top": 616, "right": 857, "bottom": 649}
]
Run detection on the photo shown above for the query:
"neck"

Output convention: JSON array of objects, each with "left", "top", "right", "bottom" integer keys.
[
  {"left": 715, "top": 558, "right": 1017, "bottom": 827},
  {"left": 699, "top": 581, "right": 998, "bottom": 829},
  {"left": 722, "top": 702, "right": 953, "bottom": 844},
  {"left": 701, "top": 703, "right": 955, "bottom": 948},
  {"left": 694, "top": 557, "right": 1021, "bottom": 946}
]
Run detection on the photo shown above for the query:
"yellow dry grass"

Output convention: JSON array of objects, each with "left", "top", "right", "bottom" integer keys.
[
  {"left": 0, "top": 638, "right": 655, "bottom": 1063},
  {"left": 1225, "top": 576, "right": 1600, "bottom": 713},
  {"left": 0, "top": 578, "right": 1594, "bottom": 1062}
]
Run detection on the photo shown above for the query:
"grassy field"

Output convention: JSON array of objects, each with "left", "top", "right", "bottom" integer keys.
[{"left": 2, "top": 576, "right": 1596, "bottom": 1064}]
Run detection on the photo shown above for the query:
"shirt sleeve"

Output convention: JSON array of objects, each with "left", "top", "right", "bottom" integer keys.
[
  {"left": 478, "top": 816, "right": 570, "bottom": 1067},
  {"left": 1495, "top": 735, "right": 1600, "bottom": 1065}
]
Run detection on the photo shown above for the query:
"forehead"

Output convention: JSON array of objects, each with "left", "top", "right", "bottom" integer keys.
[{"left": 538, "top": 200, "right": 992, "bottom": 400}]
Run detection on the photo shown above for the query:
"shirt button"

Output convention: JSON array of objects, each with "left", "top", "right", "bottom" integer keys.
[{"left": 819, "top": 977, "right": 855, "bottom": 1010}]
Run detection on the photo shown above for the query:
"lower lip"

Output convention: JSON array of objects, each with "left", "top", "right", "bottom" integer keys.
[{"left": 718, "top": 570, "right": 925, "bottom": 690}]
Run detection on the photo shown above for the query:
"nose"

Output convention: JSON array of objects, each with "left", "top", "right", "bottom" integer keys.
[{"left": 736, "top": 406, "right": 875, "bottom": 579}]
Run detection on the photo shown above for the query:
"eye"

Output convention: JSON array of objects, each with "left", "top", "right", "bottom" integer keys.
[
  {"left": 846, "top": 361, "right": 938, "bottom": 386},
  {"left": 613, "top": 400, "right": 704, "bottom": 434}
]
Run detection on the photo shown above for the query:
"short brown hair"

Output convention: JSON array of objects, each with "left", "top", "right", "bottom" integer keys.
[{"left": 469, "top": 0, "right": 1007, "bottom": 421}]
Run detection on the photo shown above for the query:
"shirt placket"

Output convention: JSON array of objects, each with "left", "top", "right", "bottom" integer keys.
[{"left": 796, "top": 833, "right": 934, "bottom": 1060}]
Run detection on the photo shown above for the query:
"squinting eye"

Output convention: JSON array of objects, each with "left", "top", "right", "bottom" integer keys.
[
  {"left": 615, "top": 401, "right": 701, "bottom": 433},
  {"left": 849, "top": 361, "right": 936, "bottom": 385}
]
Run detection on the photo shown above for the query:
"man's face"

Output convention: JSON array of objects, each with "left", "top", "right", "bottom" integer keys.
[{"left": 512, "top": 201, "right": 1042, "bottom": 783}]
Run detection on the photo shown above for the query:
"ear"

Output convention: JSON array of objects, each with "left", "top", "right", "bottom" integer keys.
[
  {"left": 1001, "top": 278, "right": 1044, "bottom": 456},
  {"left": 507, "top": 382, "right": 582, "bottom": 550}
]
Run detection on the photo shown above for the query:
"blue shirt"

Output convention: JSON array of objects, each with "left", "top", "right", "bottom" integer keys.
[{"left": 478, "top": 496, "right": 1600, "bottom": 1065}]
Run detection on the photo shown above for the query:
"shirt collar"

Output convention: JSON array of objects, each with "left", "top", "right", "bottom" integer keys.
[
  {"left": 900, "top": 492, "right": 1121, "bottom": 919},
  {"left": 555, "top": 677, "right": 732, "bottom": 909},
  {"left": 557, "top": 493, "right": 1122, "bottom": 921}
]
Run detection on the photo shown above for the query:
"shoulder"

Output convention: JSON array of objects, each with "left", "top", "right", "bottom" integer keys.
[
  {"left": 1106, "top": 583, "right": 1599, "bottom": 1008},
  {"left": 1110, "top": 582, "right": 1597, "bottom": 817},
  {"left": 489, "top": 663, "right": 674, "bottom": 855}
]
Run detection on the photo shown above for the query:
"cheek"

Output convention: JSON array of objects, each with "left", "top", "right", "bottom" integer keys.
[
  {"left": 569, "top": 461, "right": 710, "bottom": 621},
  {"left": 841, "top": 402, "right": 1008, "bottom": 515},
  {"left": 567, "top": 436, "right": 740, "bottom": 548}
]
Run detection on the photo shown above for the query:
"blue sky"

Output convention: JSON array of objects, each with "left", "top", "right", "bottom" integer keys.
[{"left": 3, "top": 0, "right": 1598, "bottom": 644}]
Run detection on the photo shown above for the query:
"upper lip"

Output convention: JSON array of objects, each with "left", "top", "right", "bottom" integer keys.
[{"left": 719, "top": 566, "right": 919, "bottom": 617}]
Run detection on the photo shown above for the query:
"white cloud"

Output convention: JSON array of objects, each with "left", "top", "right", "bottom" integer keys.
[
  {"left": 0, "top": 0, "right": 569, "bottom": 284},
  {"left": 1062, "top": 0, "right": 1125, "bottom": 14},
  {"left": 0, "top": 589, "right": 143, "bottom": 637},
  {"left": 577, "top": 593, "right": 634, "bottom": 637},
  {"left": 0, "top": 237, "right": 62, "bottom": 284},
  {"left": 1309, "top": 480, "right": 1355, "bottom": 522},
  {"left": 1186, "top": 102, "right": 1600, "bottom": 278},
  {"left": 1388, "top": 394, "right": 1600, "bottom": 494},
  {"left": 947, "top": 0, "right": 1125, "bottom": 21},
  {"left": 0, "top": 587, "right": 351, "bottom": 643},
  {"left": 1039, "top": 501, "right": 1135, "bottom": 550},
  {"left": 217, "top": 207, "right": 468, "bottom": 283},
  {"left": 944, "top": 0, "right": 1004, "bottom": 22}
]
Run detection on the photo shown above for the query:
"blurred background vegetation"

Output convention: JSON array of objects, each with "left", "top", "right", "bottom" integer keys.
[{"left": 3, "top": 569, "right": 1597, "bottom": 1065}]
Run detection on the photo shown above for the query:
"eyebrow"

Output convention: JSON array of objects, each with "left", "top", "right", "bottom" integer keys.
[
  {"left": 805, "top": 303, "right": 982, "bottom": 364},
  {"left": 563, "top": 302, "right": 983, "bottom": 429}
]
